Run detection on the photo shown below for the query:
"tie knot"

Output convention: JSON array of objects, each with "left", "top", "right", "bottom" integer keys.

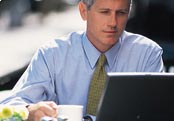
[{"left": 98, "top": 54, "right": 106, "bottom": 66}]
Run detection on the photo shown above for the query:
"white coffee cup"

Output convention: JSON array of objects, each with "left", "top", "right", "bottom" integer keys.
[{"left": 57, "top": 105, "right": 83, "bottom": 121}]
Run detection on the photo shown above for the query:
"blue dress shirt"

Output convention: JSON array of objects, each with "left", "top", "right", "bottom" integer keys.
[{"left": 0, "top": 31, "right": 164, "bottom": 117}]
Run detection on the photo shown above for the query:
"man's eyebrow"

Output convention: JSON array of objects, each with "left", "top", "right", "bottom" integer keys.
[
  {"left": 98, "top": 8, "right": 111, "bottom": 11},
  {"left": 98, "top": 8, "right": 129, "bottom": 11}
]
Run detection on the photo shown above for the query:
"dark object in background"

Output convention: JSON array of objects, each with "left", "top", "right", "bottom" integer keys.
[
  {"left": 127, "top": 0, "right": 174, "bottom": 41},
  {"left": 0, "top": 65, "right": 28, "bottom": 91},
  {"left": 30, "top": 0, "right": 67, "bottom": 14}
]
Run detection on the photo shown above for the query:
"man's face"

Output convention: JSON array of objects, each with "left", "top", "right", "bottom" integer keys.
[{"left": 79, "top": 0, "right": 130, "bottom": 52}]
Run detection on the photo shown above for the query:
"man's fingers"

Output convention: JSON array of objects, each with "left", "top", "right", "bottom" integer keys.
[
  {"left": 27, "top": 101, "right": 58, "bottom": 120},
  {"left": 45, "top": 101, "right": 58, "bottom": 110},
  {"left": 39, "top": 102, "right": 58, "bottom": 117}
]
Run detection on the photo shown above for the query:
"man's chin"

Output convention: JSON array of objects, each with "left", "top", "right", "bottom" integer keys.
[{"left": 105, "top": 37, "right": 118, "bottom": 44}]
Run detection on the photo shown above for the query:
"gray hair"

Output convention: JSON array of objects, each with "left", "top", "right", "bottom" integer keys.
[
  {"left": 81, "top": 0, "right": 132, "bottom": 10},
  {"left": 81, "top": 0, "right": 95, "bottom": 9}
]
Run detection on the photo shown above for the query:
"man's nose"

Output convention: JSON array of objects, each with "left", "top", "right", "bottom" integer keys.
[{"left": 109, "top": 14, "right": 117, "bottom": 27}]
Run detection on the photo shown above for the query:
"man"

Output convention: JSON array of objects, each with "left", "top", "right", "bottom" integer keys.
[{"left": 0, "top": 0, "right": 164, "bottom": 120}]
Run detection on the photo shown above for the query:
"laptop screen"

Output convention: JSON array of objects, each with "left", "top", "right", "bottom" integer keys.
[{"left": 96, "top": 73, "right": 174, "bottom": 121}]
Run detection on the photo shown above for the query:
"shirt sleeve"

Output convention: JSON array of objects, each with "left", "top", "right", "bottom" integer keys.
[
  {"left": 0, "top": 47, "right": 57, "bottom": 105},
  {"left": 144, "top": 46, "right": 164, "bottom": 72}
]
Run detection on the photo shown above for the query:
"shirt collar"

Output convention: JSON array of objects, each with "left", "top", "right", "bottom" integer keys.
[
  {"left": 82, "top": 33, "right": 100, "bottom": 69},
  {"left": 82, "top": 32, "right": 122, "bottom": 69},
  {"left": 105, "top": 38, "right": 122, "bottom": 69}
]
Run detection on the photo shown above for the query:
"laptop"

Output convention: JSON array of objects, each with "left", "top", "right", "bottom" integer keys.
[{"left": 96, "top": 72, "right": 174, "bottom": 121}]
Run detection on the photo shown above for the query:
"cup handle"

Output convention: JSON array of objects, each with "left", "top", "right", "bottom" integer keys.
[{"left": 57, "top": 116, "right": 68, "bottom": 121}]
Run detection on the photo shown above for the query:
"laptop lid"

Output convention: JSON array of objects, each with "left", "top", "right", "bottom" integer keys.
[{"left": 96, "top": 73, "right": 174, "bottom": 121}]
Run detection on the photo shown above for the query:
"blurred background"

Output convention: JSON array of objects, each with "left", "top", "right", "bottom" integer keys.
[{"left": 0, "top": 0, "right": 174, "bottom": 92}]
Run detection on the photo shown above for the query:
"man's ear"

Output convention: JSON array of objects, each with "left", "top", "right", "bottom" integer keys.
[{"left": 78, "top": 1, "right": 87, "bottom": 20}]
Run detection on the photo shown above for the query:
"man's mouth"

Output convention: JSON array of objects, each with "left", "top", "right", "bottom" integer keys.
[{"left": 103, "top": 30, "right": 117, "bottom": 34}]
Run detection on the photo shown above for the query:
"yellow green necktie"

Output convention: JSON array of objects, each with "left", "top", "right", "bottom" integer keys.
[{"left": 86, "top": 54, "right": 107, "bottom": 115}]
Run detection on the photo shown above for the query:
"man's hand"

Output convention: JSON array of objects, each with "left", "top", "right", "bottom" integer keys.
[{"left": 27, "top": 101, "right": 58, "bottom": 121}]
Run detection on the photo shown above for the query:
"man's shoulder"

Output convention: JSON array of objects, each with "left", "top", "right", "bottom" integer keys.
[
  {"left": 122, "top": 31, "right": 162, "bottom": 50},
  {"left": 56, "top": 31, "right": 84, "bottom": 42},
  {"left": 35, "top": 31, "right": 85, "bottom": 58},
  {"left": 41, "top": 31, "right": 85, "bottom": 50}
]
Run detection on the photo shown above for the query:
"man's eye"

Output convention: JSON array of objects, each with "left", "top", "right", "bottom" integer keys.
[
  {"left": 117, "top": 11, "right": 128, "bottom": 15},
  {"left": 100, "top": 11, "right": 110, "bottom": 14}
]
